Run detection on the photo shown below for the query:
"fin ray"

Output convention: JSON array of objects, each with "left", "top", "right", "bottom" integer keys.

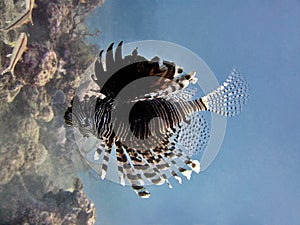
[{"left": 201, "top": 69, "right": 249, "bottom": 116}]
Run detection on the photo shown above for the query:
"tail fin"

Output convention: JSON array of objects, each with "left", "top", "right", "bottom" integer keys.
[{"left": 201, "top": 69, "right": 249, "bottom": 117}]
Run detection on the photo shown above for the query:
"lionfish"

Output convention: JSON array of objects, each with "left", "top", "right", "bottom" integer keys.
[{"left": 64, "top": 42, "right": 249, "bottom": 198}]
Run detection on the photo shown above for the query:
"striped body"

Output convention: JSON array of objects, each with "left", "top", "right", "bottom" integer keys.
[{"left": 65, "top": 42, "right": 249, "bottom": 198}]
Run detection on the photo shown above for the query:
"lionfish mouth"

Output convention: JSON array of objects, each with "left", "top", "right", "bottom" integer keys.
[{"left": 64, "top": 41, "right": 249, "bottom": 198}]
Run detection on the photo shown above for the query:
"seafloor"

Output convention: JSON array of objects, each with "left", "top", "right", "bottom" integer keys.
[{"left": 0, "top": 0, "right": 104, "bottom": 224}]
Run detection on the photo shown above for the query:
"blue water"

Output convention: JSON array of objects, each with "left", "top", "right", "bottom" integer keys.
[{"left": 81, "top": 1, "right": 300, "bottom": 225}]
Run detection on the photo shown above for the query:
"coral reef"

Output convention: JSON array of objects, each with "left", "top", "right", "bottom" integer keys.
[
  {"left": 0, "top": 141, "right": 25, "bottom": 186},
  {"left": 35, "top": 51, "right": 58, "bottom": 87},
  {"left": 0, "top": 177, "right": 96, "bottom": 225},
  {"left": 0, "top": 78, "right": 23, "bottom": 104},
  {"left": 19, "top": 86, "right": 54, "bottom": 122},
  {"left": 0, "top": 0, "right": 104, "bottom": 224},
  {"left": 0, "top": 115, "right": 44, "bottom": 186}
]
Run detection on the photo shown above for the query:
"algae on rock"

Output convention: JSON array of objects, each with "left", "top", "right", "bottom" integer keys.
[{"left": 0, "top": 0, "right": 104, "bottom": 223}]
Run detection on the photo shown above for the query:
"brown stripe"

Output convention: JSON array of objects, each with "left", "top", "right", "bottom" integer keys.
[{"left": 198, "top": 98, "right": 207, "bottom": 111}]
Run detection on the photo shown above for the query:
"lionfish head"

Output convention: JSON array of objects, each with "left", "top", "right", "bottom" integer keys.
[
  {"left": 64, "top": 95, "right": 99, "bottom": 138},
  {"left": 64, "top": 101, "right": 74, "bottom": 127}
]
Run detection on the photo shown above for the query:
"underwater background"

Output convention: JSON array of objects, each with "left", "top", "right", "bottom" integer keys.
[
  {"left": 0, "top": 0, "right": 299, "bottom": 225},
  {"left": 83, "top": 1, "right": 300, "bottom": 225}
]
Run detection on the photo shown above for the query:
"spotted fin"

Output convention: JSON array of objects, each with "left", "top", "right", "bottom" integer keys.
[
  {"left": 177, "top": 112, "right": 210, "bottom": 157},
  {"left": 201, "top": 69, "right": 249, "bottom": 116},
  {"left": 151, "top": 133, "right": 201, "bottom": 181}
]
